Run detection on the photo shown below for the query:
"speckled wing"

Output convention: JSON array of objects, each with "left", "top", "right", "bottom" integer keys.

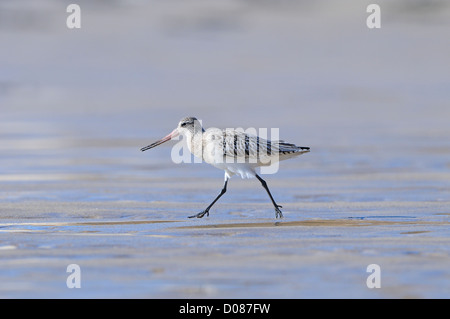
[{"left": 203, "top": 129, "right": 309, "bottom": 163}]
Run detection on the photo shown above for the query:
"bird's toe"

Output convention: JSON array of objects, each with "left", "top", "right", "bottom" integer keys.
[
  {"left": 188, "top": 210, "right": 209, "bottom": 218},
  {"left": 275, "top": 207, "right": 283, "bottom": 219}
]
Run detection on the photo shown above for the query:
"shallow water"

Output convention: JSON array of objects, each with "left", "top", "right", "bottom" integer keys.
[{"left": 1, "top": 0, "right": 450, "bottom": 298}]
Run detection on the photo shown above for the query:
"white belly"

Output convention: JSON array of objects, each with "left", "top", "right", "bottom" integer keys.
[{"left": 210, "top": 161, "right": 257, "bottom": 179}]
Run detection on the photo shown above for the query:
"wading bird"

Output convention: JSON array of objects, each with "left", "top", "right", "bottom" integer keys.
[{"left": 141, "top": 117, "right": 309, "bottom": 218}]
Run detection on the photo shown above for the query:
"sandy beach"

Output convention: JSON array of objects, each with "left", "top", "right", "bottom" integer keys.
[{"left": 1, "top": 0, "right": 449, "bottom": 298}]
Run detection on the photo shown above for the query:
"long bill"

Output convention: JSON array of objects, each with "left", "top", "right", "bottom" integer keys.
[{"left": 140, "top": 128, "right": 179, "bottom": 152}]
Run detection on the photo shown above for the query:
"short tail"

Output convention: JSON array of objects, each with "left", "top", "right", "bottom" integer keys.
[{"left": 278, "top": 142, "right": 310, "bottom": 154}]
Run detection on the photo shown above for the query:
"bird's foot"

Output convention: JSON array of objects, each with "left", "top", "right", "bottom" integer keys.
[
  {"left": 275, "top": 205, "right": 283, "bottom": 219},
  {"left": 188, "top": 209, "right": 210, "bottom": 219}
]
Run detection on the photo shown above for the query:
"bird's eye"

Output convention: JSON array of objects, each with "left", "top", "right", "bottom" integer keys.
[{"left": 180, "top": 122, "right": 187, "bottom": 127}]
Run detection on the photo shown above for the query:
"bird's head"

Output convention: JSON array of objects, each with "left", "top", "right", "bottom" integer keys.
[
  {"left": 177, "top": 116, "right": 204, "bottom": 135},
  {"left": 140, "top": 116, "right": 203, "bottom": 152}
]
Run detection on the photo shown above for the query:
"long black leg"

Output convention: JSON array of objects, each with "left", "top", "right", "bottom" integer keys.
[
  {"left": 188, "top": 177, "right": 229, "bottom": 218},
  {"left": 255, "top": 174, "right": 283, "bottom": 218}
]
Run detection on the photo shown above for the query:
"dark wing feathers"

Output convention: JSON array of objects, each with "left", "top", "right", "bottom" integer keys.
[{"left": 218, "top": 130, "right": 309, "bottom": 158}]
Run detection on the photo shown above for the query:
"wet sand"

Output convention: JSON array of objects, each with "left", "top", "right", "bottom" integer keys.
[{"left": 1, "top": 0, "right": 450, "bottom": 298}]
